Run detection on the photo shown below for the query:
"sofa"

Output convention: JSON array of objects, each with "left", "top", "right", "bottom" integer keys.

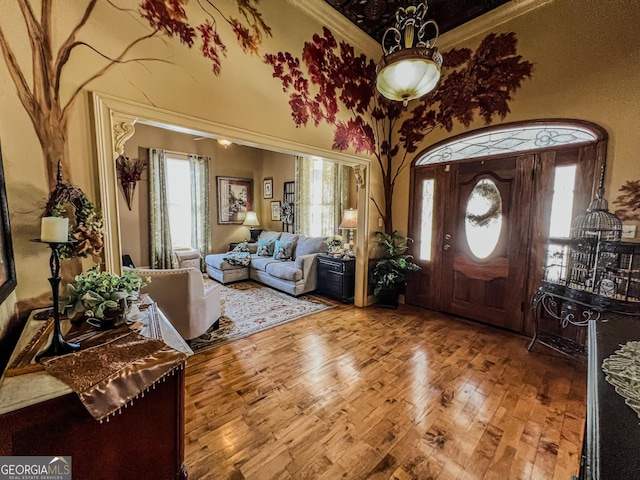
[
  {"left": 133, "top": 266, "right": 221, "bottom": 340},
  {"left": 205, "top": 231, "right": 328, "bottom": 296}
]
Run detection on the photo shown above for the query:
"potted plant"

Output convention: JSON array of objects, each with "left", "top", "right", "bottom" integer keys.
[
  {"left": 61, "top": 265, "right": 148, "bottom": 327},
  {"left": 369, "top": 231, "right": 421, "bottom": 309}
]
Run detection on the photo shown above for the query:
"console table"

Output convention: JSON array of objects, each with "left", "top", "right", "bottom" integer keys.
[
  {"left": 0, "top": 304, "right": 192, "bottom": 480},
  {"left": 576, "top": 312, "right": 640, "bottom": 479}
]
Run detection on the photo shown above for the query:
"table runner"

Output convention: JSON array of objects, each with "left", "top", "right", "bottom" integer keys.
[{"left": 42, "top": 330, "right": 186, "bottom": 422}]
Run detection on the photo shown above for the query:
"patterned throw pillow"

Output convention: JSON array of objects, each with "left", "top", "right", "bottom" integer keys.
[
  {"left": 273, "top": 240, "right": 294, "bottom": 260},
  {"left": 257, "top": 238, "right": 275, "bottom": 256},
  {"left": 231, "top": 242, "right": 249, "bottom": 253}
]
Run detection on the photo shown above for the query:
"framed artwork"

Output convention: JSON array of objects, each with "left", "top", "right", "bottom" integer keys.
[
  {"left": 270, "top": 201, "right": 281, "bottom": 221},
  {"left": 0, "top": 143, "right": 17, "bottom": 304},
  {"left": 263, "top": 177, "right": 273, "bottom": 199},
  {"left": 216, "top": 176, "right": 253, "bottom": 225}
]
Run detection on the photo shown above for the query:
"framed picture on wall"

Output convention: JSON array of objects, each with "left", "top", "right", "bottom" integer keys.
[
  {"left": 0, "top": 143, "right": 17, "bottom": 304},
  {"left": 216, "top": 176, "right": 253, "bottom": 225},
  {"left": 263, "top": 177, "right": 273, "bottom": 199},
  {"left": 270, "top": 201, "right": 281, "bottom": 221}
]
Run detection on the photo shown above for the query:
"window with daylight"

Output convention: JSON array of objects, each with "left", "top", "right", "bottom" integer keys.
[
  {"left": 418, "top": 179, "right": 435, "bottom": 261},
  {"left": 544, "top": 164, "right": 577, "bottom": 281},
  {"left": 166, "top": 155, "right": 193, "bottom": 249},
  {"left": 295, "top": 156, "right": 349, "bottom": 237},
  {"left": 148, "top": 149, "right": 211, "bottom": 269}
]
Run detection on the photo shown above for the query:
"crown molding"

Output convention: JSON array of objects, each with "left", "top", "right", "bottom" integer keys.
[
  {"left": 289, "top": 0, "right": 554, "bottom": 54},
  {"left": 440, "top": 0, "right": 555, "bottom": 46},
  {"left": 285, "top": 0, "right": 381, "bottom": 57}
]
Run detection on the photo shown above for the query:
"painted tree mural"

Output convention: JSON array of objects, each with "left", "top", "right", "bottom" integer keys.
[
  {"left": 614, "top": 180, "right": 640, "bottom": 221},
  {"left": 265, "top": 28, "right": 533, "bottom": 234},
  {"left": 0, "top": 0, "right": 270, "bottom": 190}
]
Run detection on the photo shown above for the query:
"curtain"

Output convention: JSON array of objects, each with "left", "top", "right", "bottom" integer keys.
[
  {"left": 295, "top": 156, "right": 349, "bottom": 236},
  {"left": 188, "top": 154, "right": 211, "bottom": 270},
  {"left": 149, "top": 149, "right": 175, "bottom": 269}
]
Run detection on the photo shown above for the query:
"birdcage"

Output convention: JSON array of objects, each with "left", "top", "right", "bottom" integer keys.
[{"left": 596, "top": 241, "right": 640, "bottom": 303}]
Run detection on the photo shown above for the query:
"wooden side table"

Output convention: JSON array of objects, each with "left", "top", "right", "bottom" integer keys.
[{"left": 317, "top": 254, "right": 355, "bottom": 303}]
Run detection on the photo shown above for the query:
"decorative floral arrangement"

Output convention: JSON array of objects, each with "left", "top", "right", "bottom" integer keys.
[
  {"left": 465, "top": 181, "right": 502, "bottom": 228},
  {"left": 44, "top": 166, "right": 104, "bottom": 259},
  {"left": 116, "top": 154, "right": 147, "bottom": 211},
  {"left": 325, "top": 235, "right": 344, "bottom": 251},
  {"left": 116, "top": 154, "right": 146, "bottom": 186},
  {"left": 61, "top": 265, "right": 149, "bottom": 320},
  {"left": 280, "top": 201, "right": 294, "bottom": 225}
]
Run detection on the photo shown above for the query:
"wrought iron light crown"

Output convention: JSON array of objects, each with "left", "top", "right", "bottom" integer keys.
[{"left": 376, "top": 1, "right": 443, "bottom": 106}]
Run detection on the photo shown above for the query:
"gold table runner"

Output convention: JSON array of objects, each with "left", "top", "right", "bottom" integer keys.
[{"left": 42, "top": 330, "right": 186, "bottom": 422}]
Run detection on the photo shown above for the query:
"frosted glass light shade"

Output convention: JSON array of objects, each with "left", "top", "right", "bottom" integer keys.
[
  {"left": 376, "top": 48, "right": 441, "bottom": 105},
  {"left": 242, "top": 211, "right": 260, "bottom": 227}
]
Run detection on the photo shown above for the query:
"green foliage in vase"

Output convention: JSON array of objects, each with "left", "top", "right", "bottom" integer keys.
[
  {"left": 61, "top": 265, "right": 149, "bottom": 319},
  {"left": 369, "top": 231, "right": 421, "bottom": 296}
]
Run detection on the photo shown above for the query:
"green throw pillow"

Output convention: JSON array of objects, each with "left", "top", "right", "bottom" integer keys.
[
  {"left": 257, "top": 238, "right": 275, "bottom": 256},
  {"left": 273, "top": 240, "right": 294, "bottom": 260}
]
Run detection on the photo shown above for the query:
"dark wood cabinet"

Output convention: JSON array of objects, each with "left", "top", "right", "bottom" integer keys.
[
  {"left": 0, "top": 368, "right": 187, "bottom": 480},
  {"left": 317, "top": 254, "right": 355, "bottom": 303}
]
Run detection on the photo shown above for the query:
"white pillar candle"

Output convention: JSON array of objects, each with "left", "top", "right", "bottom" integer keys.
[{"left": 41, "top": 217, "right": 69, "bottom": 243}]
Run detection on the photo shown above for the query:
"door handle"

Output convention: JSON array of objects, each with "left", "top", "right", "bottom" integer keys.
[{"left": 443, "top": 244, "right": 450, "bottom": 250}]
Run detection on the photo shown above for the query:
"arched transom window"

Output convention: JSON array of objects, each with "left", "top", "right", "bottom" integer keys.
[{"left": 416, "top": 122, "right": 599, "bottom": 165}]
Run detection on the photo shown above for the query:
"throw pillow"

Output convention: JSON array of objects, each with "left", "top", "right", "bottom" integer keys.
[
  {"left": 257, "top": 238, "right": 275, "bottom": 256},
  {"left": 231, "top": 242, "right": 249, "bottom": 253},
  {"left": 273, "top": 240, "right": 294, "bottom": 260}
]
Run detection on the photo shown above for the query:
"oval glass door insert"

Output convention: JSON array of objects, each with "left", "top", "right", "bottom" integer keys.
[{"left": 465, "top": 179, "right": 503, "bottom": 259}]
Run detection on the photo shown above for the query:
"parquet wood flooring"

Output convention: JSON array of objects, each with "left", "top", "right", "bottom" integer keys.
[{"left": 184, "top": 303, "right": 586, "bottom": 480}]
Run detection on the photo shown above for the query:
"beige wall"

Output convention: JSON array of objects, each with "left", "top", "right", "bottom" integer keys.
[{"left": 260, "top": 151, "right": 296, "bottom": 233}]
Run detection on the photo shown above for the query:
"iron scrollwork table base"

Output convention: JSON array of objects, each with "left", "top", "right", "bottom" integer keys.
[{"left": 527, "top": 287, "right": 602, "bottom": 361}]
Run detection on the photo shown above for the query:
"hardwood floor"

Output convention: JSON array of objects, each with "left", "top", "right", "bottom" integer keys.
[{"left": 184, "top": 303, "right": 586, "bottom": 480}]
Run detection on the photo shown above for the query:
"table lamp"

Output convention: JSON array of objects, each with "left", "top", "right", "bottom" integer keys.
[
  {"left": 339, "top": 208, "right": 358, "bottom": 245},
  {"left": 242, "top": 211, "right": 262, "bottom": 242}
]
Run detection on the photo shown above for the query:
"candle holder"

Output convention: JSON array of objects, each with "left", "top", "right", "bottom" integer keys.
[{"left": 32, "top": 239, "right": 80, "bottom": 360}]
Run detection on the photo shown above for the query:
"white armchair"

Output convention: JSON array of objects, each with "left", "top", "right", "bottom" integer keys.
[{"left": 133, "top": 267, "right": 221, "bottom": 340}]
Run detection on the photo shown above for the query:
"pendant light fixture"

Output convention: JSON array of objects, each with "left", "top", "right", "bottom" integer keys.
[{"left": 376, "top": 1, "right": 442, "bottom": 107}]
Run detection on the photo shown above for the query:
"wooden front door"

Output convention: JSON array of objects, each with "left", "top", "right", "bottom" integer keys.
[
  {"left": 407, "top": 141, "right": 604, "bottom": 334},
  {"left": 439, "top": 156, "right": 533, "bottom": 331}
]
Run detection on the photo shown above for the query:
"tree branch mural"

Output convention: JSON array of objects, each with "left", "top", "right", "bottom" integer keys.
[
  {"left": 0, "top": 0, "right": 270, "bottom": 190},
  {"left": 614, "top": 180, "right": 640, "bottom": 221},
  {"left": 264, "top": 28, "right": 532, "bottom": 234}
]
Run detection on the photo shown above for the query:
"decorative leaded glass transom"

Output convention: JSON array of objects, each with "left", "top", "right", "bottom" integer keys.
[{"left": 416, "top": 124, "right": 599, "bottom": 165}]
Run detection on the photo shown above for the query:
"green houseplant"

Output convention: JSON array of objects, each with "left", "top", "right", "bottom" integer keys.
[
  {"left": 369, "top": 231, "right": 421, "bottom": 309},
  {"left": 61, "top": 265, "right": 148, "bottom": 324}
]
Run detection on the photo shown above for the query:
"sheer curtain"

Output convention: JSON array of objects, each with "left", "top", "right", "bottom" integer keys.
[
  {"left": 295, "top": 156, "right": 349, "bottom": 236},
  {"left": 148, "top": 148, "right": 175, "bottom": 268},
  {"left": 188, "top": 154, "right": 212, "bottom": 267}
]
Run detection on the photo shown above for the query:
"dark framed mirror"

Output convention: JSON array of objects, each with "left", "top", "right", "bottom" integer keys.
[{"left": 0, "top": 143, "right": 16, "bottom": 304}]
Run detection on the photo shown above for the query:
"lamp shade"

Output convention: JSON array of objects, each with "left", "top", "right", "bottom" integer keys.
[
  {"left": 242, "top": 211, "right": 260, "bottom": 227},
  {"left": 339, "top": 209, "right": 358, "bottom": 230}
]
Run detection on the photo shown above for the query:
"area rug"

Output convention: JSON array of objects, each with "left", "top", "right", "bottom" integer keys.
[{"left": 190, "top": 280, "right": 336, "bottom": 354}]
